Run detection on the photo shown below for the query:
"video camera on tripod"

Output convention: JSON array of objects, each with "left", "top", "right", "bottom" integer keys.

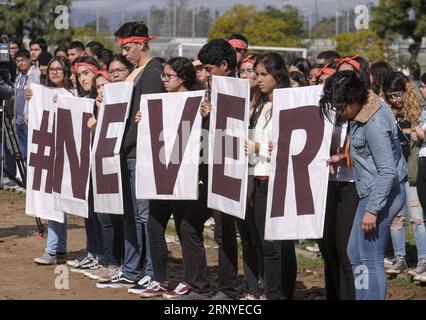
[{"left": 0, "top": 35, "right": 45, "bottom": 236}]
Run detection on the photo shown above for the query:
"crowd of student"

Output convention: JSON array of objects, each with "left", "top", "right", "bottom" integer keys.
[{"left": 3, "top": 20, "right": 426, "bottom": 300}]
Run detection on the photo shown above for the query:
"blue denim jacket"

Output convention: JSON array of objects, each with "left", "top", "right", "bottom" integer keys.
[{"left": 349, "top": 94, "right": 407, "bottom": 215}]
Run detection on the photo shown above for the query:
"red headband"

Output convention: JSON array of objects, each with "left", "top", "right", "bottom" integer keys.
[
  {"left": 319, "top": 64, "right": 336, "bottom": 77},
  {"left": 73, "top": 62, "right": 99, "bottom": 75},
  {"left": 117, "top": 36, "right": 159, "bottom": 46},
  {"left": 335, "top": 55, "right": 361, "bottom": 72},
  {"left": 228, "top": 39, "right": 248, "bottom": 50},
  {"left": 96, "top": 69, "right": 111, "bottom": 82},
  {"left": 242, "top": 55, "right": 255, "bottom": 65}
]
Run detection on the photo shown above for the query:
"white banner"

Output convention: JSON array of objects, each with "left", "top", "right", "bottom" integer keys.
[
  {"left": 136, "top": 90, "right": 204, "bottom": 200},
  {"left": 92, "top": 82, "right": 133, "bottom": 214},
  {"left": 52, "top": 95, "right": 94, "bottom": 217},
  {"left": 265, "top": 85, "right": 333, "bottom": 240},
  {"left": 26, "top": 84, "right": 72, "bottom": 223},
  {"left": 207, "top": 76, "right": 249, "bottom": 219}
]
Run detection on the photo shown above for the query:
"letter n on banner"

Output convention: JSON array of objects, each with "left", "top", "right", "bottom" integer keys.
[
  {"left": 207, "top": 76, "right": 249, "bottom": 219},
  {"left": 53, "top": 96, "right": 94, "bottom": 218},
  {"left": 265, "top": 85, "right": 334, "bottom": 240},
  {"left": 92, "top": 82, "right": 133, "bottom": 214},
  {"left": 136, "top": 90, "right": 205, "bottom": 200}
]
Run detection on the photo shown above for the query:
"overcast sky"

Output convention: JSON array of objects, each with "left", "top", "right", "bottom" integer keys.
[{"left": 71, "top": 0, "right": 379, "bottom": 19}]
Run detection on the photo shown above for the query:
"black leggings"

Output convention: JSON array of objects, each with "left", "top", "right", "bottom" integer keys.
[
  {"left": 253, "top": 178, "right": 297, "bottom": 300},
  {"left": 317, "top": 181, "right": 358, "bottom": 300},
  {"left": 417, "top": 158, "right": 426, "bottom": 212},
  {"left": 148, "top": 200, "right": 189, "bottom": 283}
]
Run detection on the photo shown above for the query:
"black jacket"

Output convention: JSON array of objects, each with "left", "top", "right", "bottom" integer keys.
[{"left": 122, "top": 57, "right": 164, "bottom": 157}]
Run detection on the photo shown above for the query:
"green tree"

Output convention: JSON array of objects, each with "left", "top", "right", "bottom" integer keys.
[
  {"left": 208, "top": 5, "right": 306, "bottom": 47},
  {"left": 371, "top": 0, "right": 426, "bottom": 61},
  {"left": 335, "top": 30, "right": 385, "bottom": 62},
  {"left": 0, "top": 0, "right": 73, "bottom": 45},
  {"left": 311, "top": 17, "right": 335, "bottom": 39},
  {"left": 208, "top": 5, "right": 258, "bottom": 39}
]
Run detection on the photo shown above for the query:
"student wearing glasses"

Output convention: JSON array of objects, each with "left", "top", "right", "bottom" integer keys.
[
  {"left": 107, "top": 54, "right": 134, "bottom": 83},
  {"left": 383, "top": 72, "right": 426, "bottom": 279},
  {"left": 31, "top": 56, "right": 77, "bottom": 265}
]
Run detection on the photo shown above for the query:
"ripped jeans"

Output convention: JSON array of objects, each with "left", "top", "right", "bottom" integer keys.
[{"left": 390, "top": 182, "right": 426, "bottom": 260}]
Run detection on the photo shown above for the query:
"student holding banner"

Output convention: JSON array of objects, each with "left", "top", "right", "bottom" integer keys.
[
  {"left": 237, "top": 53, "right": 265, "bottom": 300},
  {"left": 82, "top": 71, "right": 124, "bottom": 282},
  {"left": 245, "top": 53, "right": 297, "bottom": 300},
  {"left": 98, "top": 21, "right": 164, "bottom": 290},
  {"left": 68, "top": 56, "right": 106, "bottom": 274},
  {"left": 32, "top": 56, "right": 76, "bottom": 265},
  {"left": 172, "top": 39, "right": 240, "bottom": 300},
  {"left": 130, "top": 57, "right": 204, "bottom": 298},
  {"left": 320, "top": 71, "right": 407, "bottom": 300}
]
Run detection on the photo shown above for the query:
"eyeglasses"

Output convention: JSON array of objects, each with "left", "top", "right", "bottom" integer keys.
[
  {"left": 332, "top": 103, "right": 348, "bottom": 116},
  {"left": 386, "top": 91, "right": 404, "bottom": 100},
  {"left": 160, "top": 73, "right": 179, "bottom": 81},
  {"left": 108, "top": 67, "right": 128, "bottom": 75},
  {"left": 48, "top": 68, "right": 64, "bottom": 74}
]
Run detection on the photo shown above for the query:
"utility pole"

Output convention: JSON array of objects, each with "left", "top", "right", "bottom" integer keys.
[
  {"left": 335, "top": 0, "right": 340, "bottom": 36},
  {"left": 192, "top": 8, "right": 196, "bottom": 39},
  {"left": 173, "top": 0, "right": 177, "bottom": 38},
  {"left": 96, "top": 7, "right": 99, "bottom": 34}
]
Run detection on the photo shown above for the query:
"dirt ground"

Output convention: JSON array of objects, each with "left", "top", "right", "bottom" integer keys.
[{"left": 0, "top": 190, "right": 425, "bottom": 300}]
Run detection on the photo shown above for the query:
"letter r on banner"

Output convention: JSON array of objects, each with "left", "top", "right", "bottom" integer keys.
[{"left": 271, "top": 106, "right": 324, "bottom": 217}]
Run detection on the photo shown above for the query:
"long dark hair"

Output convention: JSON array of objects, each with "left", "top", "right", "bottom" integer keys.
[
  {"left": 370, "top": 61, "right": 393, "bottom": 97},
  {"left": 319, "top": 70, "right": 369, "bottom": 126},
  {"left": 289, "top": 57, "right": 311, "bottom": 80},
  {"left": 250, "top": 52, "right": 290, "bottom": 128},
  {"left": 45, "top": 56, "right": 74, "bottom": 94},
  {"left": 166, "top": 57, "right": 203, "bottom": 91},
  {"left": 337, "top": 55, "right": 371, "bottom": 88},
  {"left": 73, "top": 56, "right": 101, "bottom": 98}
]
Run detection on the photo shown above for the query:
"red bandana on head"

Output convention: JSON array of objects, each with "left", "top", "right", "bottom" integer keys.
[
  {"left": 318, "top": 64, "right": 336, "bottom": 77},
  {"left": 242, "top": 54, "right": 255, "bottom": 65},
  {"left": 96, "top": 69, "right": 111, "bottom": 82},
  {"left": 117, "top": 36, "right": 159, "bottom": 46},
  {"left": 73, "top": 62, "right": 99, "bottom": 75},
  {"left": 335, "top": 55, "right": 361, "bottom": 72},
  {"left": 228, "top": 39, "right": 248, "bottom": 50}
]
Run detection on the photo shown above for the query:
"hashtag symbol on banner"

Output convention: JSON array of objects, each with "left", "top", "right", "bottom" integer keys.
[{"left": 28, "top": 110, "right": 55, "bottom": 193}]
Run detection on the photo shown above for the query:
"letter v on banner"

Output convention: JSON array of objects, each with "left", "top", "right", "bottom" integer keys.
[
  {"left": 53, "top": 95, "right": 94, "bottom": 218},
  {"left": 265, "top": 85, "right": 334, "bottom": 240},
  {"left": 92, "top": 82, "right": 134, "bottom": 214},
  {"left": 207, "top": 76, "right": 249, "bottom": 219},
  {"left": 136, "top": 90, "right": 204, "bottom": 200}
]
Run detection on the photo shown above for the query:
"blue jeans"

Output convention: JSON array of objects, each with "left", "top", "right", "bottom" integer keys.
[
  {"left": 45, "top": 216, "right": 67, "bottom": 255},
  {"left": 16, "top": 123, "right": 27, "bottom": 163},
  {"left": 390, "top": 183, "right": 426, "bottom": 259},
  {"left": 121, "top": 157, "right": 153, "bottom": 281},
  {"left": 348, "top": 181, "right": 406, "bottom": 300}
]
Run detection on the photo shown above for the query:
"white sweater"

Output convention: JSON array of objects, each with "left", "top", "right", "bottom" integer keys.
[{"left": 250, "top": 101, "right": 273, "bottom": 176}]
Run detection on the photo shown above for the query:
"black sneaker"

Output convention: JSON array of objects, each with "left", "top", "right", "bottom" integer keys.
[{"left": 96, "top": 271, "right": 136, "bottom": 289}]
